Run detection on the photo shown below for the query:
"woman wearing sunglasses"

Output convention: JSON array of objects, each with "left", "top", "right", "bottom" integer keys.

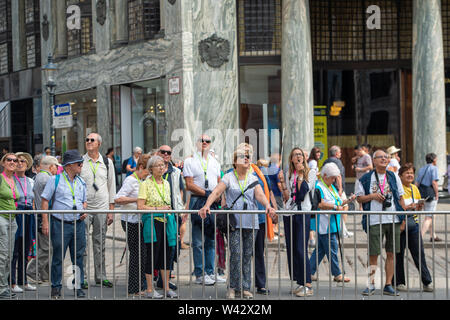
[
  {"left": 0, "top": 153, "right": 20, "bottom": 299},
  {"left": 10, "top": 152, "right": 36, "bottom": 293},
  {"left": 199, "top": 144, "right": 276, "bottom": 299}
]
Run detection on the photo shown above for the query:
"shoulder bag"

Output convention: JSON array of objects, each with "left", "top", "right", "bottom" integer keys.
[{"left": 418, "top": 165, "right": 434, "bottom": 202}]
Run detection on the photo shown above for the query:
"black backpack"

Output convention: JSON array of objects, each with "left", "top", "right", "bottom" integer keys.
[{"left": 121, "top": 157, "right": 130, "bottom": 174}]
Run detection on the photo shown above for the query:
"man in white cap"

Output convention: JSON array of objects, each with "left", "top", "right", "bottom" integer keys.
[{"left": 27, "top": 156, "right": 60, "bottom": 284}]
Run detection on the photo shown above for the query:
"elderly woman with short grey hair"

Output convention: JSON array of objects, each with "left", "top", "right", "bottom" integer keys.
[
  {"left": 126, "top": 146, "right": 143, "bottom": 177},
  {"left": 310, "top": 162, "right": 355, "bottom": 283},
  {"left": 137, "top": 155, "right": 177, "bottom": 299}
]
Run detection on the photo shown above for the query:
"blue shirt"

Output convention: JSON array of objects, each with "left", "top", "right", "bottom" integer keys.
[
  {"left": 41, "top": 172, "right": 87, "bottom": 221},
  {"left": 267, "top": 164, "right": 281, "bottom": 197},
  {"left": 416, "top": 164, "right": 439, "bottom": 187},
  {"left": 126, "top": 157, "right": 137, "bottom": 177}
]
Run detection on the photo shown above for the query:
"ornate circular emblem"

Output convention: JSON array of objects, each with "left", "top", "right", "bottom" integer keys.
[{"left": 198, "top": 34, "right": 230, "bottom": 68}]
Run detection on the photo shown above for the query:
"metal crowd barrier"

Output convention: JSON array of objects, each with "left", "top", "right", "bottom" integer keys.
[{"left": 0, "top": 209, "right": 448, "bottom": 300}]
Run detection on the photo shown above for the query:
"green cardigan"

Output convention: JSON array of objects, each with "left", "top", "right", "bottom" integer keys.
[{"left": 141, "top": 213, "right": 177, "bottom": 247}]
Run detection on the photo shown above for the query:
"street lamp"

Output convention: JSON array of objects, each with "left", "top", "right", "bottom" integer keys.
[{"left": 42, "top": 54, "right": 58, "bottom": 156}]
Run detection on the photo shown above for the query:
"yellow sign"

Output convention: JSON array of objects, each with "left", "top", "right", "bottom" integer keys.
[{"left": 314, "top": 106, "right": 328, "bottom": 168}]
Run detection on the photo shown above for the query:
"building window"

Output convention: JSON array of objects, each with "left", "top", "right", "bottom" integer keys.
[
  {"left": 67, "top": 0, "right": 94, "bottom": 57},
  {"left": 310, "top": 0, "right": 412, "bottom": 63},
  {"left": 238, "top": 0, "right": 282, "bottom": 57},
  {"left": 443, "top": 0, "right": 450, "bottom": 60},
  {"left": 0, "top": 0, "right": 11, "bottom": 75},
  {"left": 128, "top": 0, "right": 161, "bottom": 42}
]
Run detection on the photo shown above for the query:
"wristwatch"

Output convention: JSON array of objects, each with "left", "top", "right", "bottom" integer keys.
[{"left": 333, "top": 204, "right": 337, "bottom": 210}]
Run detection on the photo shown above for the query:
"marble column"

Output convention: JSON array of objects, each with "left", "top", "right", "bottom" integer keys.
[
  {"left": 55, "top": 0, "right": 67, "bottom": 59},
  {"left": 412, "top": 0, "right": 447, "bottom": 179},
  {"left": 114, "top": 0, "right": 128, "bottom": 45},
  {"left": 179, "top": 0, "right": 240, "bottom": 165},
  {"left": 12, "top": 0, "right": 26, "bottom": 71},
  {"left": 96, "top": 84, "right": 112, "bottom": 153},
  {"left": 281, "top": 0, "right": 314, "bottom": 170}
]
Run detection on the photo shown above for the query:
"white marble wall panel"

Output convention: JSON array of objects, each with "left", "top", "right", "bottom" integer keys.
[
  {"left": 281, "top": 0, "right": 314, "bottom": 169},
  {"left": 413, "top": 0, "right": 447, "bottom": 178}
]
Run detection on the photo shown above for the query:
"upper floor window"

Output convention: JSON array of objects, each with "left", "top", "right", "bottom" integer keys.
[
  {"left": 238, "top": 0, "right": 282, "bottom": 57},
  {"left": 25, "top": 0, "right": 40, "bottom": 68},
  {"left": 0, "top": 0, "right": 11, "bottom": 74},
  {"left": 67, "top": 0, "right": 94, "bottom": 57},
  {"left": 128, "top": 0, "right": 161, "bottom": 42}
]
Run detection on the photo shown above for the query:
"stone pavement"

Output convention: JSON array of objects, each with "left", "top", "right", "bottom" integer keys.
[{"left": 14, "top": 200, "right": 450, "bottom": 300}]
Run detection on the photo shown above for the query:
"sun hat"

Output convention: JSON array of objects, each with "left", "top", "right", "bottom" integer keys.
[
  {"left": 62, "top": 150, "right": 83, "bottom": 166},
  {"left": 386, "top": 146, "right": 401, "bottom": 155},
  {"left": 15, "top": 152, "right": 33, "bottom": 170}
]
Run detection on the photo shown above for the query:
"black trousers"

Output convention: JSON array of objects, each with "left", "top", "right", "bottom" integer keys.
[
  {"left": 254, "top": 223, "right": 266, "bottom": 289},
  {"left": 395, "top": 228, "right": 432, "bottom": 286},
  {"left": 283, "top": 215, "right": 311, "bottom": 286}
]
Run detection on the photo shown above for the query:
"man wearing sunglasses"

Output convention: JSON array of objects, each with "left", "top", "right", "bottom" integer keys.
[
  {"left": 80, "top": 133, "right": 116, "bottom": 289},
  {"left": 183, "top": 135, "right": 225, "bottom": 286}
]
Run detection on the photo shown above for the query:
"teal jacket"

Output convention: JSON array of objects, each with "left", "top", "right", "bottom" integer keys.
[
  {"left": 310, "top": 181, "right": 341, "bottom": 234},
  {"left": 142, "top": 213, "right": 177, "bottom": 247}
]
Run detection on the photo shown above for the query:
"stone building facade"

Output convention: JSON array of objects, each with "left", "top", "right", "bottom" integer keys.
[{"left": 1, "top": 0, "right": 449, "bottom": 182}]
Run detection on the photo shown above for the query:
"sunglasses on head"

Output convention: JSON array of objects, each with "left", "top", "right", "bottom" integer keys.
[
  {"left": 198, "top": 139, "right": 211, "bottom": 144},
  {"left": 85, "top": 138, "right": 96, "bottom": 143},
  {"left": 5, "top": 158, "right": 18, "bottom": 163},
  {"left": 159, "top": 150, "right": 172, "bottom": 155}
]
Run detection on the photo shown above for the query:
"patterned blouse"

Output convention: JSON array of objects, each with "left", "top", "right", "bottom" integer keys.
[{"left": 138, "top": 178, "right": 171, "bottom": 222}]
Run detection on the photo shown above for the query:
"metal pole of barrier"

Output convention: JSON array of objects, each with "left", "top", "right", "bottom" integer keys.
[
  {"left": 75, "top": 212, "right": 78, "bottom": 300},
  {"left": 340, "top": 212, "right": 345, "bottom": 299},
  {"left": 240, "top": 213, "right": 243, "bottom": 299},
  {"left": 379, "top": 215, "right": 383, "bottom": 299},
  {"left": 35, "top": 213, "right": 38, "bottom": 300},
  {"left": 289, "top": 214, "right": 293, "bottom": 298},
  {"left": 22, "top": 212, "right": 25, "bottom": 299},
  {"left": 163, "top": 213, "right": 167, "bottom": 299},
  {"left": 419, "top": 212, "right": 423, "bottom": 300},
  {"left": 353, "top": 212, "right": 357, "bottom": 299},
  {"left": 48, "top": 214, "right": 51, "bottom": 299},
  {"left": 392, "top": 218, "right": 396, "bottom": 300},
  {"left": 61, "top": 213, "right": 64, "bottom": 300},
  {"left": 151, "top": 213, "right": 154, "bottom": 298},
  {"left": 101, "top": 214, "right": 104, "bottom": 299},
  {"left": 315, "top": 214, "right": 319, "bottom": 297},
  {"left": 303, "top": 213, "right": 306, "bottom": 301},
  {"left": 201, "top": 217, "right": 205, "bottom": 298},
  {"left": 446, "top": 212, "right": 448, "bottom": 300},
  {"left": 113, "top": 213, "right": 116, "bottom": 300},
  {"left": 328, "top": 214, "right": 331, "bottom": 299},
  {"left": 405, "top": 213, "right": 410, "bottom": 299},
  {"left": 177, "top": 212, "right": 181, "bottom": 300},
  {"left": 137, "top": 217, "right": 141, "bottom": 300},
  {"left": 252, "top": 212, "right": 255, "bottom": 299},
  {"left": 432, "top": 212, "right": 436, "bottom": 300},
  {"left": 278, "top": 213, "right": 281, "bottom": 299},
  {"left": 87, "top": 215, "right": 91, "bottom": 299},
  {"left": 264, "top": 215, "right": 268, "bottom": 300},
  {"left": 125, "top": 218, "right": 129, "bottom": 299},
  {"left": 366, "top": 212, "right": 370, "bottom": 300},
  {"left": 226, "top": 211, "right": 230, "bottom": 299},
  {"left": 189, "top": 213, "right": 192, "bottom": 299},
  {"left": 214, "top": 212, "right": 218, "bottom": 300}
]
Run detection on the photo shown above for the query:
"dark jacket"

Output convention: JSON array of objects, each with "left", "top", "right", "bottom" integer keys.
[{"left": 359, "top": 170, "right": 405, "bottom": 232}]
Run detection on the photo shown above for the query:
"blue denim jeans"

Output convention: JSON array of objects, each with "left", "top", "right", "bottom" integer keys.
[
  {"left": 50, "top": 218, "right": 86, "bottom": 289},
  {"left": 191, "top": 222, "right": 215, "bottom": 278},
  {"left": 310, "top": 232, "right": 342, "bottom": 277}
]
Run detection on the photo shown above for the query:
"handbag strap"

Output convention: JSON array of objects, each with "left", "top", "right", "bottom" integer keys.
[
  {"left": 418, "top": 165, "right": 431, "bottom": 186},
  {"left": 228, "top": 180, "right": 259, "bottom": 210}
]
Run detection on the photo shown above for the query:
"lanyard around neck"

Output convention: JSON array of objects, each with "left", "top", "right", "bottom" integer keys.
[
  {"left": 2, "top": 172, "right": 17, "bottom": 207},
  {"left": 320, "top": 178, "right": 342, "bottom": 206},
  {"left": 40, "top": 170, "right": 51, "bottom": 176},
  {"left": 133, "top": 172, "right": 142, "bottom": 186},
  {"left": 234, "top": 170, "right": 249, "bottom": 202},
  {"left": 152, "top": 175, "right": 169, "bottom": 205},
  {"left": 88, "top": 159, "right": 100, "bottom": 181},
  {"left": 197, "top": 153, "right": 209, "bottom": 180},
  {"left": 62, "top": 172, "right": 77, "bottom": 206},
  {"left": 14, "top": 174, "right": 27, "bottom": 205},
  {"left": 375, "top": 172, "right": 387, "bottom": 194}
]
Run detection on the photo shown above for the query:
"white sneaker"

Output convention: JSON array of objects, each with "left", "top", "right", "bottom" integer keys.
[
  {"left": 11, "top": 286, "right": 23, "bottom": 293},
  {"left": 195, "top": 275, "right": 215, "bottom": 286},
  {"left": 295, "top": 286, "right": 314, "bottom": 297},
  {"left": 146, "top": 290, "right": 163, "bottom": 299},
  {"left": 396, "top": 284, "right": 407, "bottom": 292},
  {"left": 24, "top": 284, "right": 36, "bottom": 291},
  {"left": 166, "top": 290, "right": 178, "bottom": 298},
  {"left": 309, "top": 239, "right": 316, "bottom": 247},
  {"left": 227, "top": 288, "right": 235, "bottom": 299},
  {"left": 344, "top": 230, "right": 354, "bottom": 238},
  {"left": 211, "top": 274, "right": 226, "bottom": 283}
]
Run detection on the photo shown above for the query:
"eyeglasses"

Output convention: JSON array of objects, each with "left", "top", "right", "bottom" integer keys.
[
  {"left": 159, "top": 150, "right": 172, "bottom": 156},
  {"left": 18, "top": 159, "right": 27, "bottom": 164},
  {"left": 152, "top": 163, "right": 165, "bottom": 168},
  {"left": 198, "top": 139, "right": 211, "bottom": 144},
  {"left": 5, "top": 158, "right": 18, "bottom": 163},
  {"left": 85, "top": 138, "right": 96, "bottom": 143},
  {"left": 77, "top": 162, "right": 83, "bottom": 167},
  {"left": 237, "top": 154, "right": 250, "bottom": 160},
  {"left": 293, "top": 153, "right": 303, "bottom": 157},
  {"left": 374, "top": 155, "right": 389, "bottom": 159}
]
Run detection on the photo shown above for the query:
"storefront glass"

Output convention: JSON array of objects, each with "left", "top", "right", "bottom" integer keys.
[
  {"left": 239, "top": 65, "right": 281, "bottom": 159},
  {"left": 54, "top": 88, "right": 97, "bottom": 156}
]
